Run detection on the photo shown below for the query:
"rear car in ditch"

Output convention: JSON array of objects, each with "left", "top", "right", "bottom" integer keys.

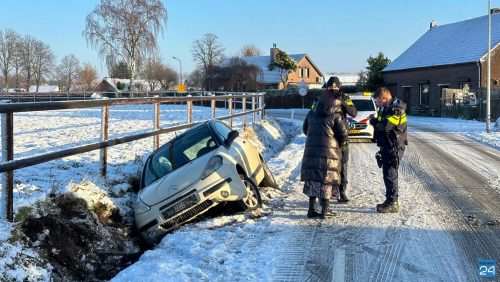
[
  {"left": 347, "top": 92, "right": 377, "bottom": 142},
  {"left": 134, "top": 119, "right": 277, "bottom": 243}
]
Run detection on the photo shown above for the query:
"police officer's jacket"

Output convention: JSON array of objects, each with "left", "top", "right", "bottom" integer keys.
[
  {"left": 370, "top": 97, "right": 408, "bottom": 150},
  {"left": 301, "top": 94, "right": 348, "bottom": 185},
  {"left": 339, "top": 92, "right": 357, "bottom": 119}
]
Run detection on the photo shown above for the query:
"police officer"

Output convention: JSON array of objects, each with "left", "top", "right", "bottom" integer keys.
[
  {"left": 369, "top": 87, "right": 407, "bottom": 213},
  {"left": 324, "top": 76, "right": 357, "bottom": 203}
]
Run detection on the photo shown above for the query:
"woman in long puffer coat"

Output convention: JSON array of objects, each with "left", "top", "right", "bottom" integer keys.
[{"left": 301, "top": 92, "right": 348, "bottom": 219}]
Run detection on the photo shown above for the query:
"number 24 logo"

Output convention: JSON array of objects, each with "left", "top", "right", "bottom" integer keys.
[{"left": 479, "top": 265, "right": 495, "bottom": 277}]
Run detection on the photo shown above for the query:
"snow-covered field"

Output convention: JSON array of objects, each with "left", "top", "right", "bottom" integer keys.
[{"left": 0, "top": 105, "right": 499, "bottom": 281}]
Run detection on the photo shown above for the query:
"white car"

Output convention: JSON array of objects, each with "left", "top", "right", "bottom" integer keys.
[
  {"left": 347, "top": 93, "right": 377, "bottom": 142},
  {"left": 135, "top": 119, "right": 277, "bottom": 243}
]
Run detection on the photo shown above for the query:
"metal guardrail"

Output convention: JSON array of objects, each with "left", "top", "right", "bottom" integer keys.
[{"left": 0, "top": 93, "right": 265, "bottom": 221}]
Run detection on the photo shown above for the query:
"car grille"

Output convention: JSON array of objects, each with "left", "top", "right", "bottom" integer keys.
[
  {"left": 161, "top": 193, "right": 199, "bottom": 219},
  {"left": 160, "top": 200, "right": 213, "bottom": 230}
]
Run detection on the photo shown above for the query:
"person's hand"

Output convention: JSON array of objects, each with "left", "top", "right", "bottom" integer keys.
[{"left": 368, "top": 113, "right": 376, "bottom": 119}]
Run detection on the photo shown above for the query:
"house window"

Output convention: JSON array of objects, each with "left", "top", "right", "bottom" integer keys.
[
  {"left": 298, "top": 68, "right": 303, "bottom": 78},
  {"left": 419, "top": 83, "right": 429, "bottom": 105},
  {"left": 304, "top": 68, "right": 309, "bottom": 78},
  {"left": 316, "top": 77, "right": 322, "bottom": 83}
]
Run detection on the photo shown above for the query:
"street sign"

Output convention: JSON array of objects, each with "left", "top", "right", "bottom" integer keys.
[
  {"left": 299, "top": 80, "right": 308, "bottom": 96},
  {"left": 177, "top": 83, "right": 186, "bottom": 93}
]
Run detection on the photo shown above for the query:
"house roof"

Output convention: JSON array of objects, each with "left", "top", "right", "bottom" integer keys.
[
  {"left": 222, "top": 53, "right": 323, "bottom": 84},
  {"left": 28, "top": 85, "right": 59, "bottom": 92},
  {"left": 384, "top": 13, "right": 500, "bottom": 72}
]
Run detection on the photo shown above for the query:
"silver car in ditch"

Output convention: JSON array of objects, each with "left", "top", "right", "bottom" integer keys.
[{"left": 135, "top": 119, "right": 277, "bottom": 243}]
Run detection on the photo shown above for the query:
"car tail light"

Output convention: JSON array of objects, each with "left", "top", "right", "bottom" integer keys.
[{"left": 201, "top": 156, "right": 223, "bottom": 179}]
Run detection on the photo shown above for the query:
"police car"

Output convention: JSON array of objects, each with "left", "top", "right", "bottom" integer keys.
[{"left": 347, "top": 92, "right": 377, "bottom": 142}]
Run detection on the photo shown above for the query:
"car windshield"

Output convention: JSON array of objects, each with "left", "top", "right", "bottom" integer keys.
[
  {"left": 352, "top": 99, "right": 375, "bottom": 111},
  {"left": 142, "top": 125, "right": 217, "bottom": 187}
]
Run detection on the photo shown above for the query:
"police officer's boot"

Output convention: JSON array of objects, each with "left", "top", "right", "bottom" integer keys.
[
  {"left": 377, "top": 200, "right": 399, "bottom": 213},
  {"left": 338, "top": 185, "right": 350, "bottom": 204},
  {"left": 307, "top": 197, "right": 321, "bottom": 218},
  {"left": 320, "top": 199, "right": 336, "bottom": 219}
]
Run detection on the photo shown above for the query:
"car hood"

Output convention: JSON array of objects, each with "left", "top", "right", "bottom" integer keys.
[
  {"left": 347, "top": 111, "right": 374, "bottom": 123},
  {"left": 139, "top": 152, "right": 215, "bottom": 206}
]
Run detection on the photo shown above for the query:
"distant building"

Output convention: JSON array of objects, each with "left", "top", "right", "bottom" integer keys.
[
  {"left": 324, "top": 74, "right": 359, "bottom": 87},
  {"left": 222, "top": 44, "right": 324, "bottom": 89},
  {"left": 383, "top": 13, "right": 500, "bottom": 115},
  {"left": 28, "top": 85, "right": 59, "bottom": 92},
  {"left": 95, "top": 77, "right": 161, "bottom": 92}
]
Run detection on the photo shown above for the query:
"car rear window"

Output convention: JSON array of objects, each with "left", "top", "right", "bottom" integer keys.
[
  {"left": 351, "top": 99, "right": 375, "bottom": 111},
  {"left": 142, "top": 125, "right": 217, "bottom": 187}
]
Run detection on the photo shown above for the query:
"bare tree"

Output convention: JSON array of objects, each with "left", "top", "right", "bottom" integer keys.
[
  {"left": 84, "top": 0, "right": 168, "bottom": 88},
  {"left": 79, "top": 63, "right": 98, "bottom": 90},
  {"left": 58, "top": 54, "right": 81, "bottom": 91},
  {"left": 142, "top": 56, "right": 164, "bottom": 90},
  {"left": 191, "top": 33, "right": 225, "bottom": 90},
  {"left": 0, "top": 29, "right": 19, "bottom": 89},
  {"left": 240, "top": 44, "right": 262, "bottom": 57},
  {"left": 187, "top": 67, "right": 204, "bottom": 90},
  {"left": 32, "top": 40, "right": 55, "bottom": 92},
  {"left": 158, "top": 64, "right": 178, "bottom": 90},
  {"left": 19, "top": 35, "right": 37, "bottom": 90},
  {"left": 12, "top": 35, "right": 25, "bottom": 88}
]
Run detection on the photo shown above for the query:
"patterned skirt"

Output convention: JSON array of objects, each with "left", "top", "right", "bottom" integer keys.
[{"left": 303, "top": 181, "right": 339, "bottom": 200}]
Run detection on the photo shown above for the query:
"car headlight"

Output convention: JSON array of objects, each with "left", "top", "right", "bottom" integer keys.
[
  {"left": 201, "top": 156, "right": 223, "bottom": 179},
  {"left": 134, "top": 197, "right": 151, "bottom": 215}
]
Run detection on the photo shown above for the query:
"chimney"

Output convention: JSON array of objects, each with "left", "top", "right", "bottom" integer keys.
[
  {"left": 430, "top": 20, "right": 438, "bottom": 29},
  {"left": 270, "top": 43, "right": 279, "bottom": 64}
]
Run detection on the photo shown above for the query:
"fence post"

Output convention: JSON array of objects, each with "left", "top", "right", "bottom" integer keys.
[
  {"left": 242, "top": 94, "right": 247, "bottom": 130},
  {"left": 187, "top": 95, "right": 193, "bottom": 124},
  {"left": 228, "top": 94, "right": 233, "bottom": 127},
  {"left": 258, "top": 95, "right": 264, "bottom": 120},
  {"left": 0, "top": 100, "right": 14, "bottom": 222},
  {"left": 211, "top": 94, "right": 216, "bottom": 118},
  {"left": 252, "top": 96, "right": 256, "bottom": 124},
  {"left": 154, "top": 102, "right": 160, "bottom": 150},
  {"left": 100, "top": 106, "right": 109, "bottom": 177}
]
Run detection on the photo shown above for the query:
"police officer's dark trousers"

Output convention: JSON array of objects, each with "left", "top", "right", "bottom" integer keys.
[
  {"left": 339, "top": 146, "right": 349, "bottom": 194},
  {"left": 381, "top": 148, "right": 404, "bottom": 203}
]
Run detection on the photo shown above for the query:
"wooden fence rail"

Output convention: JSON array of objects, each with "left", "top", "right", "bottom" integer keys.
[{"left": 0, "top": 93, "right": 265, "bottom": 221}]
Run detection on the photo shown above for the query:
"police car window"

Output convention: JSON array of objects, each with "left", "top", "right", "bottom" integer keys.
[
  {"left": 214, "top": 121, "right": 232, "bottom": 140},
  {"left": 352, "top": 99, "right": 375, "bottom": 111}
]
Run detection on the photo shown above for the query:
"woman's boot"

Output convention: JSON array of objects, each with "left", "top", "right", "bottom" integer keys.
[
  {"left": 321, "top": 198, "right": 336, "bottom": 219},
  {"left": 307, "top": 197, "right": 321, "bottom": 218}
]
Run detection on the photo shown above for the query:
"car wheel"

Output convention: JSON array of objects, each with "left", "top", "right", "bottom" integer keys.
[
  {"left": 238, "top": 174, "right": 262, "bottom": 211},
  {"left": 259, "top": 162, "right": 279, "bottom": 189}
]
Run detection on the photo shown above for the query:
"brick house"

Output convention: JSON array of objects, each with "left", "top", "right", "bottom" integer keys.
[
  {"left": 222, "top": 44, "right": 324, "bottom": 89},
  {"left": 382, "top": 13, "right": 500, "bottom": 115}
]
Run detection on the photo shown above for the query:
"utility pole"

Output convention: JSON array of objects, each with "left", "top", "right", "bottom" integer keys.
[{"left": 487, "top": 0, "right": 492, "bottom": 132}]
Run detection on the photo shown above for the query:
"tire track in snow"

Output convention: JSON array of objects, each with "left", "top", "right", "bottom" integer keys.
[{"left": 409, "top": 131, "right": 500, "bottom": 282}]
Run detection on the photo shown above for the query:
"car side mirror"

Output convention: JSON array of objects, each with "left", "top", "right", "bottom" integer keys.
[{"left": 224, "top": 130, "right": 239, "bottom": 147}]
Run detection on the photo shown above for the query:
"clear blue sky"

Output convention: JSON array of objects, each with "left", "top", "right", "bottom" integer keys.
[{"left": 0, "top": 0, "right": 490, "bottom": 77}]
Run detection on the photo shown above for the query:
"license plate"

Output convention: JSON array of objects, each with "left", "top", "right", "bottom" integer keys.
[{"left": 349, "top": 130, "right": 360, "bottom": 134}]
